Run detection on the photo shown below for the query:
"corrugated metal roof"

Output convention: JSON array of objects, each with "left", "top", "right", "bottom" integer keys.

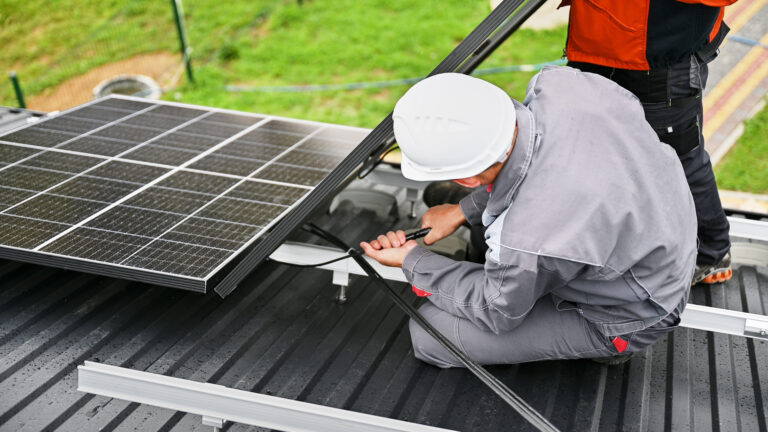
[{"left": 0, "top": 200, "right": 766, "bottom": 431}]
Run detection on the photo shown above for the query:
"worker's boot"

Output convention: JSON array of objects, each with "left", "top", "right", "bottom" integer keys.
[
  {"left": 423, "top": 181, "right": 473, "bottom": 208},
  {"left": 692, "top": 251, "right": 732, "bottom": 285}
]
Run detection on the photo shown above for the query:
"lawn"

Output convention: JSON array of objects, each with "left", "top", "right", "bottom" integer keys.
[
  {"left": 716, "top": 100, "right": 768, "bottom": 194},
  {"left": 0, "top": 0, "right": 177, "bottom": 104},
  {"left": 1, "top": 0, "right": 566, "bottom": 128}
]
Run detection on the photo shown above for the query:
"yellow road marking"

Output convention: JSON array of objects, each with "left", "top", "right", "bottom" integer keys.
[
  {"left": 704, "top": 0, "right": 768, "bottom": 111},
  {"left": 704, "top": 30, "right": 768, "bottom": 112},
  {"left": 724, "top": 0, "right": 768, "bottom": 38},
  {"left": 704, "top": 51, "right": 768, "bottom": 139}
]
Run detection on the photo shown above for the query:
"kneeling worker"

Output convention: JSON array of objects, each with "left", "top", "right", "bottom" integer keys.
[{"left": 360, "top": 66, "right": 697, "bottom": 367}]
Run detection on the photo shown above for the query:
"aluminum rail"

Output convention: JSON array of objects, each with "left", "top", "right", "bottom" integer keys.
[
  {"left": 78, "top": 361, "right": 457, "bottom": 432},
  {"left": 680, "top": 304, "right": 768, "bottom": 339},
  {"left": 270, "top": 242, "right": 768, "bottom": 340},
  {"left": 728, "top": 216, "right": 768, "bottom": 242}
]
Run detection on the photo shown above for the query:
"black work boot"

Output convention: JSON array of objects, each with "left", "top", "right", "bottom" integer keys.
[{"left": 423, "top": 181, "right": 473, "bottom": 207}]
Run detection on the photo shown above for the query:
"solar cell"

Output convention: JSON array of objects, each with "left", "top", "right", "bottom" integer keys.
[
  {"left": 60, "top": 136, "right": 138, "bottom": 156},
  {"left": 188, "top": 154, "right": 267, "bottom": 176},
  {"left": 7, "top": 194, "right": 109, "bottom": 224},
  {"left": 253, "top": 163, "right": 329, "bottom": 187},
  {"left": 0, "top": 188, "right": 35, "bottom": 211},
  {"left": 155, "top": 171, "right": 238, "bottom": 196},
  {"left": 0, "top": 96, "right": 364, "bottom": 291},
  {"left": 1, "top": 127, "right": 78, "bottom": 147},
  {"left": 0, "top": 146, "right": 38, "bottom": 164}
]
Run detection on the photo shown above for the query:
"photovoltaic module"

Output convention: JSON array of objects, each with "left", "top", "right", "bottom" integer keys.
[{"left": 0, "top": 96, "right": 369, "bottom": 291}]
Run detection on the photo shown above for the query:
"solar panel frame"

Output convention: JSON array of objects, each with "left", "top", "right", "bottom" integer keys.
[{"left": 0, "top": 95, "right": 369, "bottom": 291}]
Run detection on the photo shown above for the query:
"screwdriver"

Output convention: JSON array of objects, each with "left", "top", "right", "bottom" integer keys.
[{"left": 404, "top": 227, "right": 432, "bottom": 241}]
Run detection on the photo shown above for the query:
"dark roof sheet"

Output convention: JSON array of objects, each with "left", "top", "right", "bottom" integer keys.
[{"left": 0, "top": 202, "right": 767, "bottom": 431}]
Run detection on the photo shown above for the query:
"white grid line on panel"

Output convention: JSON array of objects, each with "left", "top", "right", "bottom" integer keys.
[
  {"left": 116, "top": 125, "right": 329, "bottom": 269},
  {"left": 33, "top": 115, "right": 273, "bottom": 251},
  {"left": 0, "top": 108, "right": 213, "bottom": 218}
]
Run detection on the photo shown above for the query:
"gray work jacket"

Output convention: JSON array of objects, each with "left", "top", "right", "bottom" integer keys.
[{"left": 402, "top": 66, "right": 697, "bottom": 337}]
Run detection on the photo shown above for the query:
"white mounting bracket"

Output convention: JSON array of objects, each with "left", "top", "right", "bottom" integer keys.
[
  {"left": 333, "top": 270, "right": 350, "bottom": 303},
  {"left": 745, "top": 318, "right": 768, "bottom": 338},
  {"left": 202, "top": 415, "right": 225, "bottom": 431},
  {"left": 406, "top": 187, "right": 419, "bottom": 219}
]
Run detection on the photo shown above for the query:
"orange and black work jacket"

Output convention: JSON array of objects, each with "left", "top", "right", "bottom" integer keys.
[{"left": 560, "top": 0, "right": 737, "bottom": 70}]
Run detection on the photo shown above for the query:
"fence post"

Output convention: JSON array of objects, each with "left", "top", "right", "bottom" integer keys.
[
  {"left": 9, "top": 72, "right": 26, "bottom": 109},
  {"left": 171, "top": 0, "right": 194, "bottom": 83}
]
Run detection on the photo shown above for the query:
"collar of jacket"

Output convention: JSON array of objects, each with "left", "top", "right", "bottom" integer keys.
[{"left": 483, "top": 100, "right": 538, "bottom": 223}]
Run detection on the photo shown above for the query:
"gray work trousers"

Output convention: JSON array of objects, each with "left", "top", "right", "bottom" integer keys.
[{"left": 409, "top": 295, "right": 680, "bottom": 368}]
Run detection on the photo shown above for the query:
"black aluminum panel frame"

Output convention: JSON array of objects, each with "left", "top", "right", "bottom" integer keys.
[{"left": 214, "top": 0, "right": 548, "bottom": 297}]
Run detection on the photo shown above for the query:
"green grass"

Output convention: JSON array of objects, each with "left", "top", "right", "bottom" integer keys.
[
  {"left": 0, "top": 0, "right": 176, "bottom": 104},
  {"left": 175, "top": 0, "right": 566, "bottom": 127},
  {"left": 715, "top": 99, "right": 768, "bottom": 194},
  {"left": 1, "top": 0, "right": 566, "bottom": 128}
]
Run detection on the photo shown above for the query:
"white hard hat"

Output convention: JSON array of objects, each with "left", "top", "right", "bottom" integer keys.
[{"left": 393, "top": 73, "right": 516, "bottom": 181}]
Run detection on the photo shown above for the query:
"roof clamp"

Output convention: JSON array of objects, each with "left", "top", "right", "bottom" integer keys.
[
  {"left": 745, "top": 318, "right": 768, "bottom": 340},
  {"left": 406, "top": 187, "right": 419, "bottom": 219},
  {"left": 333, "top": 270, "right": 350, "bottom": 304},
  {"left": 202, "top": 415, "right": 226, "bottom": 432}
]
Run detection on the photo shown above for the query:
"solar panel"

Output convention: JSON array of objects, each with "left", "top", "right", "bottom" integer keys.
[{"left": 0, "top": 95, "right": 369, "bottom": 291}]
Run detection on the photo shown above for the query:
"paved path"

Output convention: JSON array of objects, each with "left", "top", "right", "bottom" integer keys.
[
  {"left": 704, "top": 0, "right": 768, "bottom": 212},
  {"left": 704, "top": 0, "right": 768, "bottom": 165}
]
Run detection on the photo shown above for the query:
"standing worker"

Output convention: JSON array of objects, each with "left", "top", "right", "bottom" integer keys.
[
  {"left": 561, "top": 0, "right": 736, "bottom": 284},
  {"left": 361, "top": 68, "right": 697, "bottom": 366}
]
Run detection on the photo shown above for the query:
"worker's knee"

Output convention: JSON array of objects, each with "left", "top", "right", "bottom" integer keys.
[{"left": 408, "top": 304, "right": 463, "bottom": 368}]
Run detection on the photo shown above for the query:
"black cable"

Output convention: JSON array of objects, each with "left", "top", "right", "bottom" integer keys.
[
  {"left": 358, "top": 139, "right": 397, "bottom": 179},
  {"left": 300, "top": 222, "right": 559, "bottom": 432},
  {"left": 268, "top": 249, "right": 361, "bottom": 268}
]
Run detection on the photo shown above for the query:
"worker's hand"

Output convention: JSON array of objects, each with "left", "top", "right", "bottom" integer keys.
[
  {"left": 360, "top": 230, "right": 419, "bottom": 268},
  {"left": 421, "top": 204, "right": 466, "bottom": 245}
]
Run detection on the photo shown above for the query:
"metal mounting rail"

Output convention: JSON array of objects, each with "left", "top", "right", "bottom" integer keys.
[
  {"left": 78, "top": 362, "right": 456, "bottom": 432},
  {"left": 728, "top": 216, "right": 768, "bottom": 242},
  {"left": 680, "top": 304, "right": 768, "bottom": 339}
]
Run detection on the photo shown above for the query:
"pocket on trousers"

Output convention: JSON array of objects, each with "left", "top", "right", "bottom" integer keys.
[
  {"left": 631, "top": 316, "right": 681, "bottom": 349},
  {"left": 657, "top": 119, "right": 701, "bottom": 156}
]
